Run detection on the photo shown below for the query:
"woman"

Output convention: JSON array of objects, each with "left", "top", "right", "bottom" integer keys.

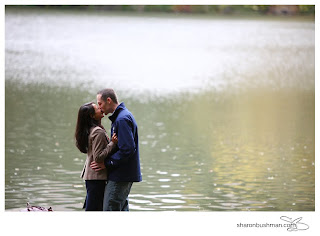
[{"left": 75, "top": 102, "right": 117, "bottom": 211}]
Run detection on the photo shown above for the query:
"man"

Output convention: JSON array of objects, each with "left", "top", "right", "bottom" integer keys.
[{"left": 90, "top": 88, "right": 142, "bottom": 211}]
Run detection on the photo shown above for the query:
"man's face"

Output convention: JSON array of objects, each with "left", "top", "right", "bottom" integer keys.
[{"left": 97, "top": 94, "right": 110, "bottom": 115}]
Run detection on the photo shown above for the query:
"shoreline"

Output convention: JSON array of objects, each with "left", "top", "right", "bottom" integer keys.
[{"left": 5, "top": 5, "right": 315, "bottom": 22}]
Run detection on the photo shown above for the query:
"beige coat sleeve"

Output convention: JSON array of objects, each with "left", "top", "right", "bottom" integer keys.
[{"left": 91, "top": 128, "right": 116, "bottom": 163}]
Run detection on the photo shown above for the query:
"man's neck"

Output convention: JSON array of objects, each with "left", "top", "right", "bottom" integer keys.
[{"left": 110, "top": 103, "right": 120, "bottom": 114}]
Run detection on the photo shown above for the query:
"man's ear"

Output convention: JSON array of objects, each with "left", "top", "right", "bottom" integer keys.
[{"left": 107, "top": 97, "right": 112, "bottom": 103}]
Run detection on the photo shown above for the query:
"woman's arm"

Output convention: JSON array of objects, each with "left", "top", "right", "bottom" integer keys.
[{"left": 91, "top": 129, "right": 117, "bottom": 163}]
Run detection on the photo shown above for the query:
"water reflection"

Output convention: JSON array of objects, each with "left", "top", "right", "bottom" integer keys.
[
  {"left": 5, "top": 8, "right": 314, "bottom": 211},
  {"left": 6, "top": 8, "right": 315, "bottom": 95}
]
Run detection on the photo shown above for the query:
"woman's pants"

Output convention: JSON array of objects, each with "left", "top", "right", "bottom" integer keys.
[{"left": 84, "top": 180, "right": 106, "bottom": 211}]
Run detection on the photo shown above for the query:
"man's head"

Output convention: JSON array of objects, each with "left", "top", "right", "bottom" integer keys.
[{"left": 97, "top": 88, "right": 119, "bottom": 115}]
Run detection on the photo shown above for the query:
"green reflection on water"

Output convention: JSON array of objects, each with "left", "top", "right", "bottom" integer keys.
[{"left": 5, "top": 81, "right": 314, "bottom": 211}]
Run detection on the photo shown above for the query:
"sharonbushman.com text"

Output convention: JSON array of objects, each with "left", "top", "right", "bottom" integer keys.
[
  {"left": 237, "top": 223, "right": 294, "bottom": 228},
  {"left": 237, "top": 216, "right": 309, "bottom": 231}
]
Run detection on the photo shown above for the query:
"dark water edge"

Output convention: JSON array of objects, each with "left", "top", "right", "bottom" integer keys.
[{"left": 5, "top": 5, "right": 315, "bottom": 23}]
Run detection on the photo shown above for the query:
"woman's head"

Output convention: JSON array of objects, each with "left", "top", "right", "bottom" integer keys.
[{"left": 74, "top": 102, "right": 104, "bottom": 153}]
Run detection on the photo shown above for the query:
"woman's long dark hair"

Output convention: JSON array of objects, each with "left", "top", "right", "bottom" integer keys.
[{"left": 75, "top": 102, "right": 100, "bottom": 153}]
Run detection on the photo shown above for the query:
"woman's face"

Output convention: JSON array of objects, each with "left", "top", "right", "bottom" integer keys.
[{"left": 92, "top": 103, "right": 104, "bottom": 120}]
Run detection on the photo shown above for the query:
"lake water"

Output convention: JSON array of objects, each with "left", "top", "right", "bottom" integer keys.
[{"left": 5, "top": 7, "right": 315, "bottom": 211}]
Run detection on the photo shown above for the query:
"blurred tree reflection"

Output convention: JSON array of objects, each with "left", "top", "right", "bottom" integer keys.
[{"left": 10, "top": 5, "right": 315, "bottom": 16}]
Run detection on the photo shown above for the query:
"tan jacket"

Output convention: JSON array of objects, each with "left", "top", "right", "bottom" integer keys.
[{"left": 80, "top": 126, "right": 116, "bottom": 180}]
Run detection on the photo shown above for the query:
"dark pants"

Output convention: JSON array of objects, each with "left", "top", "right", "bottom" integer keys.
[
  {"left": 103, "top": 181, "right": 133, "bottom": 211},
  {"left": 84, "top": 180, "right": 106, "bottom": 211}
]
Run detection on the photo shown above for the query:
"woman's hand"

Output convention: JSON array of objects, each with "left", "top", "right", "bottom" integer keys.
[
  {"left": 90, "top": 161, "right": 106, "bottom": 172},
  {"left": 111, "top": 133, "right": 118, "bottom": 144}
]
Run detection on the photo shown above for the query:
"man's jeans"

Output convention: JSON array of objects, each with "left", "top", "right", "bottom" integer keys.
[{"left": 103, "top": 181, "right": 133, "bottom": 211}]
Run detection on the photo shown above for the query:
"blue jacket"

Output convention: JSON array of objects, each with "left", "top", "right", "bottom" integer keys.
[{"left": 104, "top": 102, "right": 142, "bottom": 182}]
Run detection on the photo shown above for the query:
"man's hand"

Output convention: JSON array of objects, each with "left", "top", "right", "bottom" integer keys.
[{"left": 90, "top": 161, "right": 106, "bottom": 172}]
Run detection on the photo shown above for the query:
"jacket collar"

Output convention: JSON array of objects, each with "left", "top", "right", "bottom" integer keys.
[{"left": 109, "top": 102, "right": 125, "bottom": 122}]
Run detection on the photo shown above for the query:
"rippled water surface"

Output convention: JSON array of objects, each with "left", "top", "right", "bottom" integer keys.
[{"left": 5, "top": 8, "right": 314, "bottom": 211}]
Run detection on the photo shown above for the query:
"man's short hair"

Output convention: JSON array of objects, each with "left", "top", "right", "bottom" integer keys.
[{"left": 97, "top": 88, "right": 118, "bottom": 103}]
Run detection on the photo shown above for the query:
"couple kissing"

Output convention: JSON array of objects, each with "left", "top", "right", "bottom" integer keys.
[{"left": 75, "top": 88, "right": 142, "bottom": 211}]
